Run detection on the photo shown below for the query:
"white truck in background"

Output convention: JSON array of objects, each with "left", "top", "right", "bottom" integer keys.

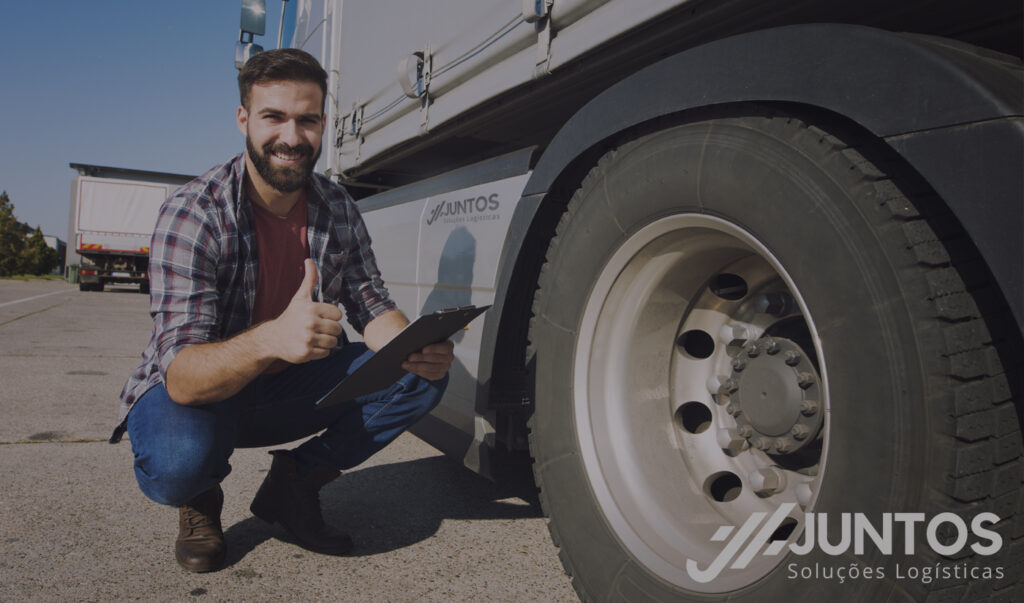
[
  {"left": 67, "top": 164, "right": 193, "bottom": 292},
  {"left": 239, "top": 1, "right": 1023, "bottom": 600}
]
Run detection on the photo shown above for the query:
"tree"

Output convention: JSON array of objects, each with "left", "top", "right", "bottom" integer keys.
[
  {"left": 0, "top": 191, "right": 56, "bottom": 276},
  {"left": 0, "top": 191, "right": 25, "bottom": 276},
  {"left": 21, "top": 227, "right": 58, "bottom": 275}
]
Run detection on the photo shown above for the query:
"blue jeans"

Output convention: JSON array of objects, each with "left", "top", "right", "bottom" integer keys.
[{"left": 126, "top": 343, "right": 448, "bottom": 506}]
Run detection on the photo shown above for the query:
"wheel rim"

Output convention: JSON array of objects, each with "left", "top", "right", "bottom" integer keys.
[{"left": 573, "top": 214, "right": 830, "bottom": 593}]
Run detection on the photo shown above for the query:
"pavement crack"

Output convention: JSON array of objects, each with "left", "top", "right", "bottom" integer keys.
[
  {"left": 0, "top": 299, "right": 71, "bottom": 328},
  {"left": 0, "top": 438, "right": 110, "bottom": 445},
  {"left": 0, "top": 353, "right": 139, "bottom": 359}
]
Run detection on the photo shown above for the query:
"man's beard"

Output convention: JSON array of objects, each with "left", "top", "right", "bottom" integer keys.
[{"left": 246, "top": 136, "right": 321, "bottom": 193}]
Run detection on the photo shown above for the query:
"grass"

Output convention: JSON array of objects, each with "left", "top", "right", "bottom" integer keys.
[{"left": 0, "top": 274, "right": 67, "bottom": 282}]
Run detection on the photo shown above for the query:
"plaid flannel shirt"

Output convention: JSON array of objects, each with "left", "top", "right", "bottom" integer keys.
[{"left": 111, "top": 154, "right": 396, "bottom": 443}]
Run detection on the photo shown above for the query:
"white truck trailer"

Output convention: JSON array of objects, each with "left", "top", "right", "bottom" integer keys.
[
  {"left": 239, "top": 1, "right": 1023, "bottom": 600},
  {"left": 67, "top": 164, "right": 193, "bottom": 292}
]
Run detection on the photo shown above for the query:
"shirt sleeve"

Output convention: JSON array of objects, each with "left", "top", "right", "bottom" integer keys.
[
  {"left": 148, "top": 195, "right": 222, "bottom": 380},
  {"left": 337, "top": 196, "right": 397, "bottom": 333}
]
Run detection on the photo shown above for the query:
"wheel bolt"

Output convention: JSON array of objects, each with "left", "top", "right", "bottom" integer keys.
[
  {"left": 719, "top": 323, "right": 752, "bottom": 345},
  {"left": 800, "top": 400, "right": 819, "bottom": 416},
  {"left": 720, "top": 378, "right": 739, "bottom": 393},
  {"left": 796, "top": 482, "right": 813, "bottom": 507},
  {"left": 753, "top": 437, "right": 772, "bottom": 451},
  {"left": 775, "top": 438, "right": 794, "bottom": 453},
  {"left": 706, "top": 375, "right": 728, "bottom": 394},
  {"left": 763, "top": 338, "right": 780, "bottom": 355},
  {"left": 726, "top": 402, "right": 742, "bottom": 417},
  {"left": 748, "top": 466, "right": 786, "bottom": 496},
  {"left": 797, "top": 372, "right": 815, "bottom": 389},
  {"left": 745, "top": 344, "right": 760, "bottom": 358},
  {"left": 784, "top": 350, "right": 801, "bottom": 366},
  {"left": 753, "top": 292, "right": 797, "bottom": 317},
  {"left": 791, "top": 424, "right": 810, "bottom": 441},
  {"left": 731, "top": 358, "right": 747, "bottom": 372},
  {"left": 717, "top": 428, "right": 749, "bottom": 455}
]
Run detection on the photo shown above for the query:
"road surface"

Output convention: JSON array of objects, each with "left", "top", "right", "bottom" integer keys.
[{"left": 0, "top": 279, "right": 575, "bottom": 601}]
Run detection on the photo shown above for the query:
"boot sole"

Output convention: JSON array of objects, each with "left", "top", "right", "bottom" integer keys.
[{"left": 251, "top": 499, "right": 352, "bottom": 555}]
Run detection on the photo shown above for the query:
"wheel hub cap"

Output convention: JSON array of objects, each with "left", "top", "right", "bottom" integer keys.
[{"left": 727, "top": 337, "right": 823, "bottom": 454}]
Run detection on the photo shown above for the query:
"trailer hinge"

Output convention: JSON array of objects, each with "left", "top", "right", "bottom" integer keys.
[
  {"left": 525, "top": 0, "right": 554, "bottom": 75},
  {"left": 344, "top": 102, "right": 366, "bottom": 162},
  {"left": 399, "top": 45, "right": 433, "bottom": 131}
]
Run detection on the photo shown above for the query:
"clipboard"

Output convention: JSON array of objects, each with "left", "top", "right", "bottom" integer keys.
[{"left": 315, "top": 305, "right": 490, "bottom": 409}]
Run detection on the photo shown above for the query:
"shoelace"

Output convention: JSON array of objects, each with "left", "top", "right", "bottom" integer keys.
[{"left": 182, "top": 506, "right": 216, "bottom": 534}]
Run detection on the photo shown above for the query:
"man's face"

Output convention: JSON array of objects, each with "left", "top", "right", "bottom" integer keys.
[{"left": 237, "top": 80, "right": 325, "bottom": 193}]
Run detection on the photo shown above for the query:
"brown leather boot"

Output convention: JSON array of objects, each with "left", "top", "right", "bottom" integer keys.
[
  {"left": 175, "top": 485, "right": 226, "bottom": 572},
  {"left": 250, "top": 450, "right": 353, "bottom": 554}
]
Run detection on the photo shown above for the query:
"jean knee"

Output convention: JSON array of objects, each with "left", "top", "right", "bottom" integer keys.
[
  {"left": 405, "top": 373, "right": 448, "bottom": 420},
  {"left": 133, "top": 437, "right": 231, "bottom": 506}
]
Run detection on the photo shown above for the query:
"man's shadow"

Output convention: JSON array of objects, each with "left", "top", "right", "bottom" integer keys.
[{"left": 222, "top": 451, "right": 539, "bottom": 564}]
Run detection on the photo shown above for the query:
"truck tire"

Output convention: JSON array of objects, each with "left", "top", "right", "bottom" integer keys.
[{"left": 527, "top": 113, "right": 1022, "bottom": 601}]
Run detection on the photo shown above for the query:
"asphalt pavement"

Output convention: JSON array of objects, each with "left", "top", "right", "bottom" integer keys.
[{"left": 0, "top": 279, "right": 576, "bottom": 601}]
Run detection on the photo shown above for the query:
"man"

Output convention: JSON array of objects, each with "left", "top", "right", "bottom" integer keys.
[{"left": 111, "top": 48, "right": 455, "bottom": 573}]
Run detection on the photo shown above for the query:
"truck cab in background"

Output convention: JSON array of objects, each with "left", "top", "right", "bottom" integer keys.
[{"left": 240, "top": 1, "right": 1023, "bottom": 600}]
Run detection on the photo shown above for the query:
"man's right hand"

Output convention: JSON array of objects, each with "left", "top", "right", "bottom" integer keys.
[
  {"left": 166, "top": 258, "right": 344, "bottom": 405},
  {"left": 265, "top": 258, "right": 343, "bottom": 363}
]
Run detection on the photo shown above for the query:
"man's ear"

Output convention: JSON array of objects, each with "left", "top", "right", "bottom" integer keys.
[{"left": 236, "top": 105, "right": 249, "bottom": 137}]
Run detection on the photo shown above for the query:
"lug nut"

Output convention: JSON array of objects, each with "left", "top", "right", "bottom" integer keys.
[
  {"left": 791, "top": 424, "right": 810, "bottom": 441},
  {"left": 719, "top": 323, "right": 752, "bottom": 345},
  {"left": 753, "top": 292, "right": 797, "bottom": 317},
  {"left": 737, "top": 424, "right": 754, "bottom": 438},
  {"left": 748, "top": 466, "right": 787, "bottom": 496},
  {"left": 753, "top": 437, "right": 772, "bottom": 451},
  {"left": 800, "top": 399, "right": 819, "bottom": 416},
  {"left": 717, "top": 428, "right": 750, "bottom": 456},
  {"left": 797, "top": 372, "right": 815, "bottom": 389},
  {"left": 720, "top": 378, "right": 739, "bottom": 393},
  {"left": 706, "top": 375, "right": 728, "bottom": 395},
  {"left": 732, "top": 357, "right": 747, "bottom": 372},
  {"left": 784, "top": 350, "right": 802, "bottom": 366},
  {"left": 763, "top": 338, "right": 780, "bottom": 355},
  {"left": 726, "top": 402, "right": 742, "bottom": 417},
  {"left": 745, "top": 344, "right": 760, "bottom": 358},
  {"left": 796, "top": 482, "right": 813, "bottom": 507},
  {"left": 775, "top": 438, "right": 794, "bottom": 453}
]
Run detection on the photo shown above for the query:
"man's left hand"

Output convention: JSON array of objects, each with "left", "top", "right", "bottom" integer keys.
[{"left": 402, "top": 340, "right": 455, "bottom": 381}]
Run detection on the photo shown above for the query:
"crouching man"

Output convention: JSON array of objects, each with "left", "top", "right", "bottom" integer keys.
[{"left": 110, "top": 48, "right": 454, "bottom": 572}]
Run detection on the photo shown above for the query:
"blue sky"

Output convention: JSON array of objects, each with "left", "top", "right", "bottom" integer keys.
[{"left": 0, "top": 1, "right": 286, "bottom": 240}]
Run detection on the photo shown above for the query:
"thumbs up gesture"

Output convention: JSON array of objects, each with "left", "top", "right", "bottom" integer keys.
[{"left": 267, "top": 258, "right": 344, "bottom": 363}]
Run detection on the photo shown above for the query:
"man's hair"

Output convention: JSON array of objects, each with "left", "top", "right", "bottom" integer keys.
[{"left": 237, "top": 48, "right": 328, "bottom": 112}]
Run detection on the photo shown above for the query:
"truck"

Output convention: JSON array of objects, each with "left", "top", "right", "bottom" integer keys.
[
  {"left": 238, "top": 1, "right": 1023, "bottom": 600},
  {"left": 67, "top": 163, "right": 193, "bottom": 292}
]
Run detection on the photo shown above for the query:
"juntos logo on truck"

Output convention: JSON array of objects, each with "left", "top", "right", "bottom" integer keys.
[
  {"left": 426, "top": 193, "right": 500, "bottom": 226},
  {"left": 687, "top": 503, "right": 1004, "bottom": 585}
]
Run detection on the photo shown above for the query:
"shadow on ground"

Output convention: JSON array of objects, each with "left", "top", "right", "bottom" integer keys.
[{"left": 223, "top": 453, "right": 540, "bottom": 566}]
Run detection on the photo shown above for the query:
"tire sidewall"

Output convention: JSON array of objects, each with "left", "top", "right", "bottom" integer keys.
[{"left": 531, "top": 118, "right": 940, "bottom": 601}]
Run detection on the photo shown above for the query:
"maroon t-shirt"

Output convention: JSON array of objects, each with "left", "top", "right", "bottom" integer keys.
[{"left": 250, "top": 196, "right": 309, "bottom": 373}]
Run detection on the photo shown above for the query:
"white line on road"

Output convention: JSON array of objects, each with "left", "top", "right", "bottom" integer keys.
[{"left": 0, "top": 288, "right": 76, "bottom": 309}]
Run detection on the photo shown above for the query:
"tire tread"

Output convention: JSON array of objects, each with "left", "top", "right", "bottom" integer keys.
[{"left": 526, "top": 111, "right": 1021, "bottom": 602}]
